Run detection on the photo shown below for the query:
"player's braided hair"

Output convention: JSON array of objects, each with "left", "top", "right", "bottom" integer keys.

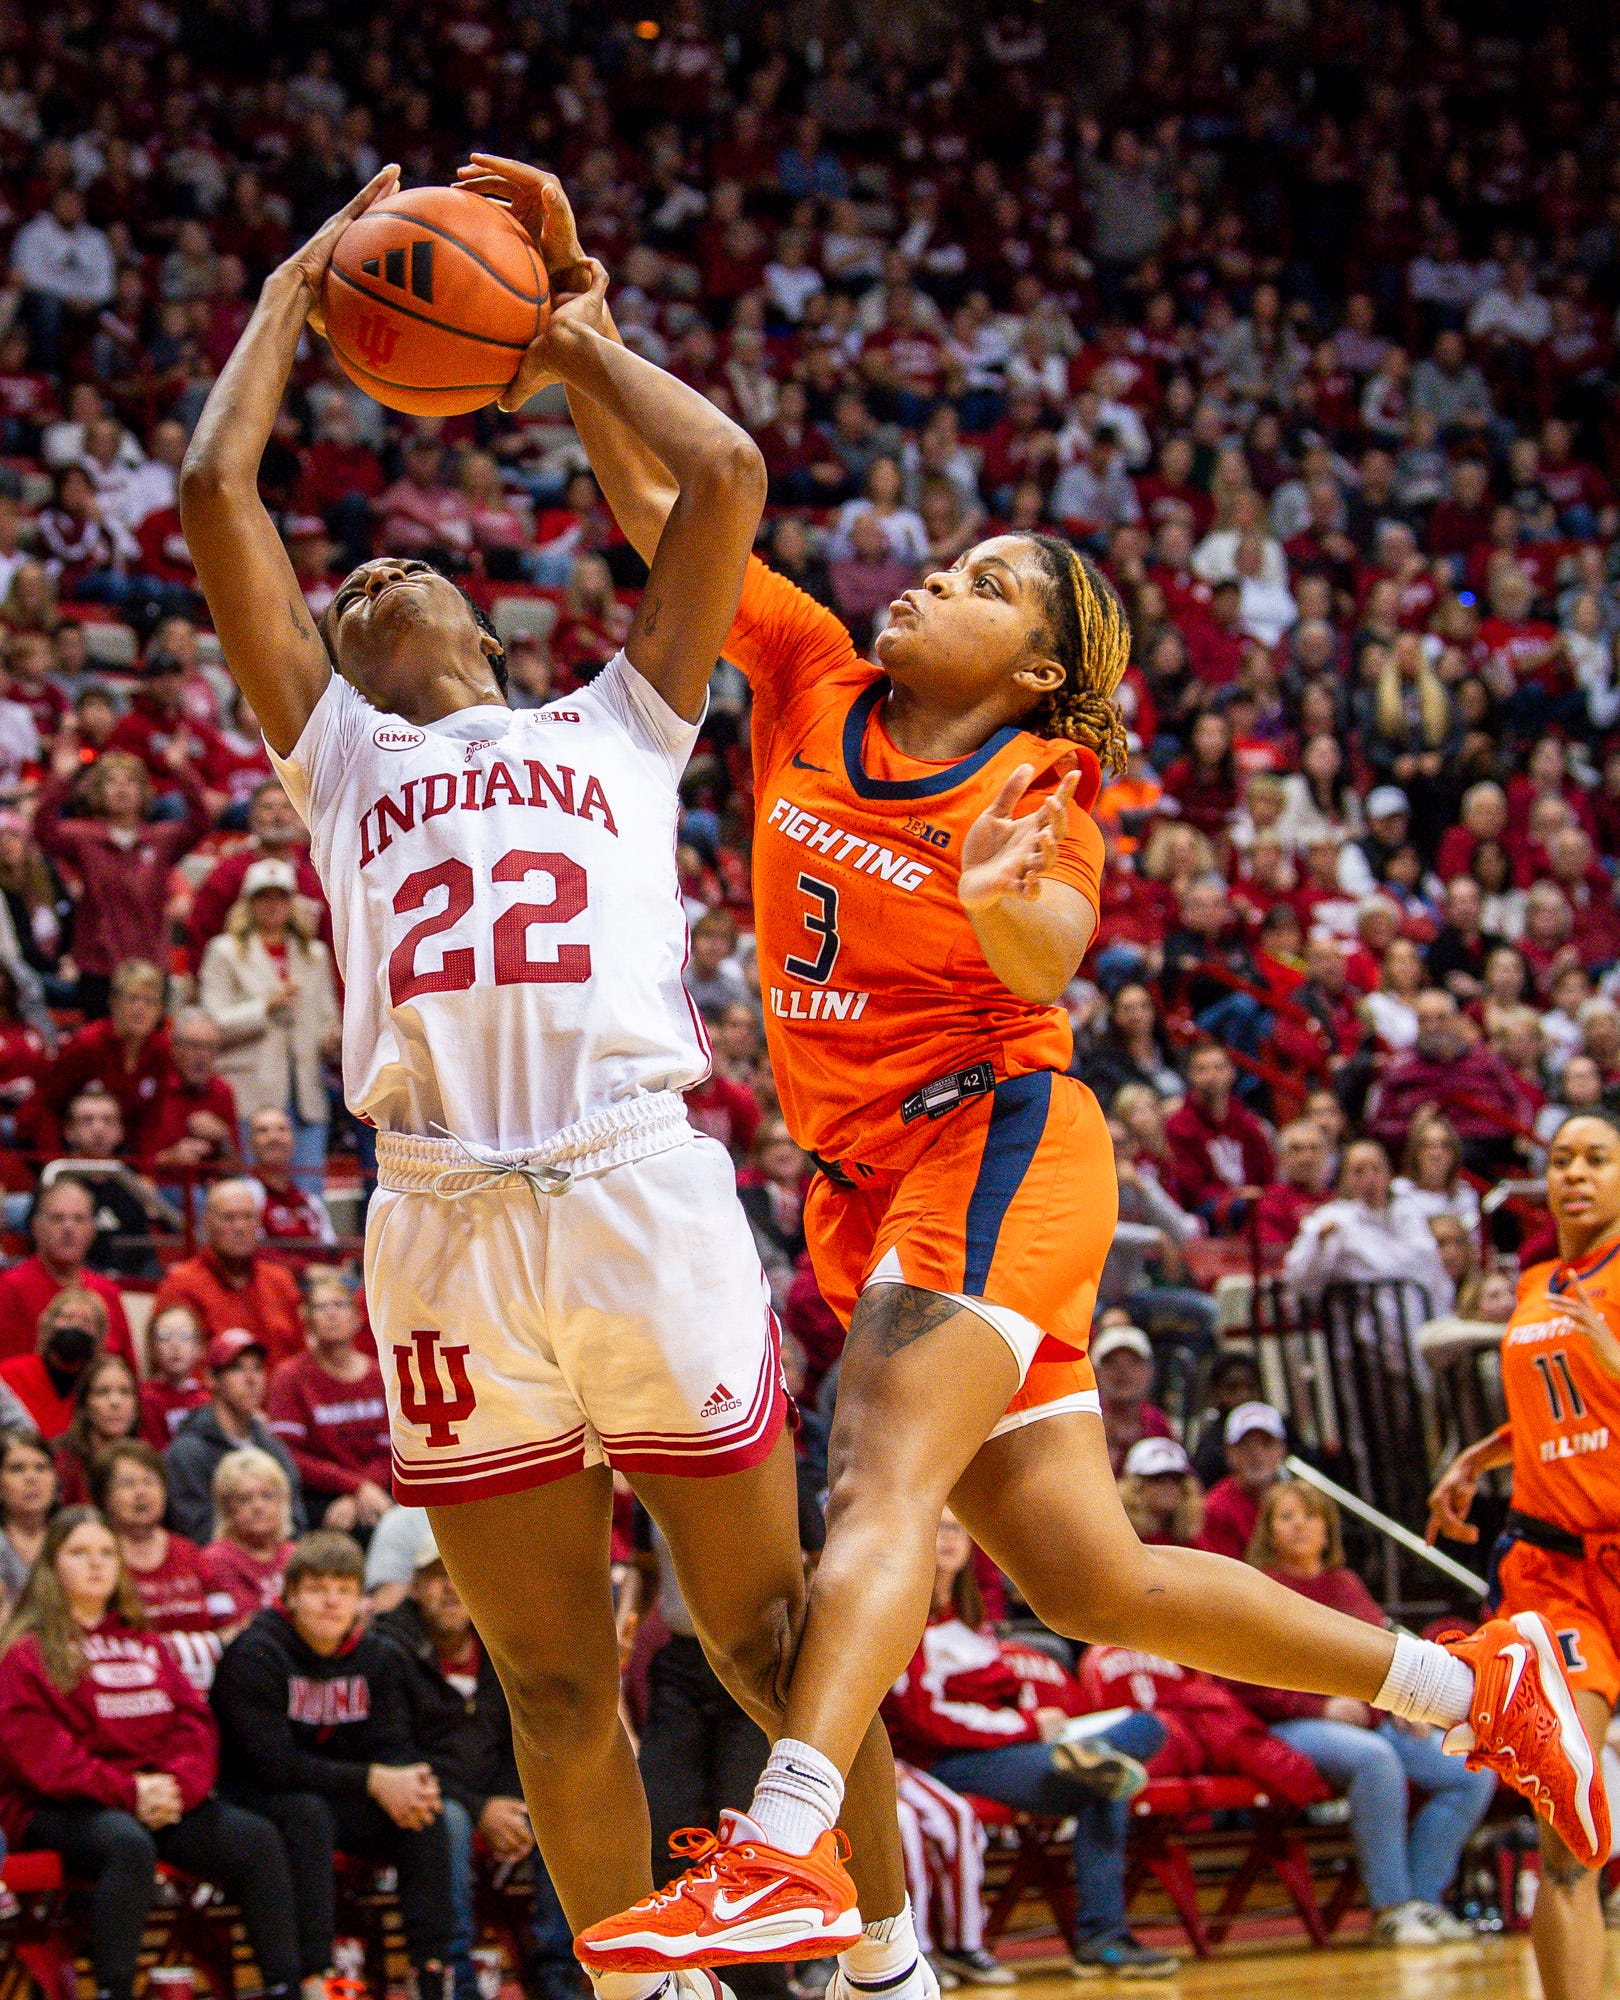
[{"left": 1019, "top": 534, "right": 1131, "bottom": 776}]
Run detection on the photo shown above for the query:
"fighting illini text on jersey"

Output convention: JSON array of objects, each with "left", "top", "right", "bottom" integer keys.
[
  {"left": 1501, "top": 1245, "right": 1620, "bottom": 1537},
  {"left": 729, "top": 557, "right": 1105, "bottom": 1176},
  {"left": 728, "top": 557, "right": 1115, "bottom": 1406},
  {"left": 1493, "top": 1242, "right": 1620, "bottom": 1703}
]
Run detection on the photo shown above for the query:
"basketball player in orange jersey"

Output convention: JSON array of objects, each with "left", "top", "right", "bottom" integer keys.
[
  {"left": 179, "top": 167, "right": 914, "bottom": 2000},
  {"left": 1428, "top": 1109, "right": 1620, "bottom": 2000},
  {"left": 453, "top": 159, "right": 1607, "bottom": 1980}
]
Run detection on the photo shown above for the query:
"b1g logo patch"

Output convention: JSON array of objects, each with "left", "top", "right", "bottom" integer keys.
[{"left": 374, "top": 724, "right": 426, "bottom": 752}]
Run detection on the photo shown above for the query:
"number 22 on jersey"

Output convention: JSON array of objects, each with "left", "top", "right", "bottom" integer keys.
[{"left": 390, "top": 848, "right": 591, "bottom": 1005}]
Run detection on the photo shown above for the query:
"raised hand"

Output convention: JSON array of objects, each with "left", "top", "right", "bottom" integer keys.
[
  {"left": 284, "top": 165, "right": 401, "bottom": 337},
  {"left": 455, "top": 155, "right": 590, "bottom": 287},
  {"left": 495, "top": 256, "right": 613, "bottom": 414},
  {"left": 958, "top": 765, "right": 1081, "bottom": 914}
]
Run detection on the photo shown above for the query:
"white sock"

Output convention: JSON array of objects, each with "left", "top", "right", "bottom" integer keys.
[
  {"left": 1373, "top": 1631, "right": 1475, "bottom": 1727},
  {"left": 840, "top": 1899, "right": 921, "bottom": 1987},
  {"left": 590, "top": 1976, "right": 671, "bottom": 2000},
  {"left": 749, "top": 1737, "right": 846, "bottom": 1857}
]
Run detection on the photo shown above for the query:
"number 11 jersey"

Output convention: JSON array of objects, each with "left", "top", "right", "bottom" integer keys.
[
  {"left": 1502, "top": 1243, "right": 1620, "bottom": 1535},
  {"left": 268, "top": 651, "right": 709, "bottom": 1151}
]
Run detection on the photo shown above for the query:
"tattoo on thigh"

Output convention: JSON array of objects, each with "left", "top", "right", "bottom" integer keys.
[
  {"left": 1546, "top": 1857, "right": 1592, "bottom": 1891},
  {"left": 853, "top": 1284, "right": 960, "bottom": 1358}
]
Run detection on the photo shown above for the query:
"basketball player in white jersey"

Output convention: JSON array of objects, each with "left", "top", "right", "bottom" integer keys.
[{"left": 179, "top": 167, "right": 915, "bottom": 2000}]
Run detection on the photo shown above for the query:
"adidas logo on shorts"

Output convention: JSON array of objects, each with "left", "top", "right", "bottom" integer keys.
[{"left": 700, "top": 1382, "right": 743, "bottom": 1419}]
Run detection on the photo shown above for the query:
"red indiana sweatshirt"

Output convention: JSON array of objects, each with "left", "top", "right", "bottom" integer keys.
[{"left": 0, "top": 1616, "right": 218, "bottom": 1841}]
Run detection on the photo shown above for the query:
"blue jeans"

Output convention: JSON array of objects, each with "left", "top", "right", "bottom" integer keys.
[
  {"left": 1272, "top": 1717, "right": 1495, "bottom": 1910},
  {"left": 928, "top": 1713, "right": 1167, "bottom": 1945},
  {"left": 442, "top": 1797, "right": 573, "bottom": 2000}
]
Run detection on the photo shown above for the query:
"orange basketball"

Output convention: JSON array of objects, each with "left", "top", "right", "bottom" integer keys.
[{"left": 323, "top": 185, "right": 549, "bottom": 418}]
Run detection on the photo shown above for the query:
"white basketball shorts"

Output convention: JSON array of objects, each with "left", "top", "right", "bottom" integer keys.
[{"left": 365, "top": 1094, "right": 786, "bottom": 1504}]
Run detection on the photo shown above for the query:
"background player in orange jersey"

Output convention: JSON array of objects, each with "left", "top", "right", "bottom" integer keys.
[
  {"left": 1429, "top": 1108, "right": 1620, "bottom": 2000},
  {"left": 468, "top": 160, "right": 1608, "bottom": 1988}
]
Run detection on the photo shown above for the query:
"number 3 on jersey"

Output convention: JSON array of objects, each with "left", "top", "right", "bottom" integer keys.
[
  {"left": 390, "top": 850, "right": 590, "bottom": 1005},
  {"left": 784, "top": 872, "right": 841, "bottom": 984}
]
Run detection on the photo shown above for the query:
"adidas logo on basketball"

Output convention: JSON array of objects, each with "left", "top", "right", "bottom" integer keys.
[{"left": 700, "top": 1383, "right": 742, "bottom": 1419}]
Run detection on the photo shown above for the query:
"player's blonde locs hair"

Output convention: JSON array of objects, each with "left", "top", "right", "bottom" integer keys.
[{"left": 1021, "top": 533, "right": 1133, "bottom": 775}]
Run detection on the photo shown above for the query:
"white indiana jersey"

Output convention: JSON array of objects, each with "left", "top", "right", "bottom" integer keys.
[{"left": 268, "top": 651, "right": 709, "bottom": 1150}]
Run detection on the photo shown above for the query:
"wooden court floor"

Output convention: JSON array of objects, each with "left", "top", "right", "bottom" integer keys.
[{"left": 995, "top": 1933, "right": 1592, "bottom": 1998}]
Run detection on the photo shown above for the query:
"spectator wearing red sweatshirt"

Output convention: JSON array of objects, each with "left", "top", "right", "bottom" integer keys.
[
  {"left": 244, "top": 1106, "right": 335, "bottom": 1254},
  {"left": 1229, "top": 1481, "right": 1494, "bottom": 1945},
  {"left": 36, "top": 960, "right": 175, "bottom": 1158},
  {"left": 137, "top": 1008, "right": 239, "bottom": 1184},
  {"left": 0, "top": 1176, "right": 136, "bottom": 1366},
  {"left": 0, "top": 1506, "right": 301, "bottom": 2000},
  {"left": 33, "top": 744, "right": 208, "bottom": 1020},
  {"left": 267, "top": 1274, "right": 391, "bottom": 1535},
  {"left": 93, "top": 1440, "right": 238, "bottom": 1690},
  {"left": 0, "top": 1286, "right": 110, "bottom": 1441},
  {"left": 1197, "top": 1402, "right": 1288, "bottom": 1561},
  {"left": 201, "top": 1445, "right": 297, "bottom": 1625},
  {"left": 1253, "top": 1119, "right": 1334, "bottom": 1255},
  {"left": 138, "top": 1303, "right": 209, "bottom": 1449},
  {"left": 1164, "top": 1043, "right": 1275, "bottom": 1231},
  {"left": 150, "top": 1179, "right": 303, "bottom": 1368},
  {"left": 1364, "top": 987, "right": 1538, "bottom": 1174},
  {"left": 103, "top": 649, "right": 229, "bottom": 816}
]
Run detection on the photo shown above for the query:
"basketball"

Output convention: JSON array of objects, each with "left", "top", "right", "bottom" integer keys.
[{"left": 322, "top": 185, "right": 549, "bottom": 418}]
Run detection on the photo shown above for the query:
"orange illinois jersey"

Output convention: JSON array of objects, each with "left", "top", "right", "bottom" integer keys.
[
  {"left": 1502, "top": 1240, "right": 1620, "bottom": 1536},
  {"left": 724, "top": 557, "right": 1104, "bottom": 1175}
]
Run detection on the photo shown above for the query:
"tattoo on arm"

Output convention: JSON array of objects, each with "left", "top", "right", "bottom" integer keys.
[
  {"left": 641, "top": 596, "right": 661, "bottom": 635},
  {"left": 851, "top": 1284, "right": 960, "bottom": 1359},
  {"left": 287, "top": 597, "right": 317, "bottom": 643}
]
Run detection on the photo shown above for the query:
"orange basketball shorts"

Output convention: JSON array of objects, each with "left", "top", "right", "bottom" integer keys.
[
  {"left": 1494, "top": 1534, "right": 1620, "bottom": 1706},
  {"left": 804, "top": 1070, "right": 1116, "bottom": 1434}
]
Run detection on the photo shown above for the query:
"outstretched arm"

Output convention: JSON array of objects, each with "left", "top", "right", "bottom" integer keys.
[
  {"left": 179, "top": 168, "right": 400, "bottom": 756},
  {"left": 456, "top": 159, "right": 678, "bottom": 568},
  {"left": 527, "top": 265, "right": 765, "bottom": 720},
  {"left": 958, "top": 766, "right": 1093, "bottom": 1004}
]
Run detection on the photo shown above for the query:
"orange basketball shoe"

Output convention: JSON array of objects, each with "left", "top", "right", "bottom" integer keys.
[
  {"left": 1442, "top": 1610, "right": 1608, "bottom": 1866},
  {"left": 575, "top": 1814, "right": 862, "bottom": 1972}
]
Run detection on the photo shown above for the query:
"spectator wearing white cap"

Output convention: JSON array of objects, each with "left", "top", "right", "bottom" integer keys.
[
  {"left": 1196, "top": 1401, "right": 1287, "bottom": 1560},
  {"left": 1348, "top": 784, "right": 1413, "bottom": 897},
  {"left": 198, "top": 856, "right": 340, "bottom": 1189},
  {"left": 1117, "top": 1436, "right": 1204, "bottom": 1547},
  {"left": 1091, "top": 1321, "right": 1173, "bottom": 1477}
]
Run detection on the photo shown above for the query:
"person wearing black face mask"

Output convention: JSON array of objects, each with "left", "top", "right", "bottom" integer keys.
[{"left": 0, "top": 1286, "right": 107, "bottom": 1440}]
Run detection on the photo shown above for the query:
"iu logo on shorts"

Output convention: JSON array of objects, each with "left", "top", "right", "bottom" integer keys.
[
  {"left": 354, "top": 312, "right": 400, "bottom": 369},
  {"left": 393, "top": 1328, "right": 477, "bottom": 1447}
]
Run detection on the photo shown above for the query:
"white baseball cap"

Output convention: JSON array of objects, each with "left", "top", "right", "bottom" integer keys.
[
  {"left": 1091, "top": 1324, "right": 1153, "bottom": 1366},
  {"left": 1225, "top": 1400, "right": 1286, "bottom": 1446},
  {"left": 1123, "top": 1436, "right": 1190, "bottom": 1479},
  {"left": 242, "top": 857, "right": 298, "bottom": 898}
]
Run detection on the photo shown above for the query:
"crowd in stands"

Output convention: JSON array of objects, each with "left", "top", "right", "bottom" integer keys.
[{"left": 0, "top": 0, "right": 1603, "bottom": 1982}]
